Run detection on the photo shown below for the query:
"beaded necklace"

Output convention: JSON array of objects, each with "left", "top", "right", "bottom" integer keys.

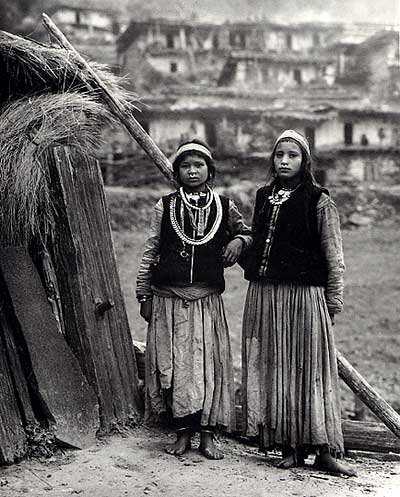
[
  {"left": 268, "top": 183, "right": 301, "bottom": 205},
  {"left": 170, "top": 188, "right": 223, "bottom": 254}
]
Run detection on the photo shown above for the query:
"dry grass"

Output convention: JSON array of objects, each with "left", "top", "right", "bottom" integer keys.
[{"left": 0, "top": 93, "right": 119, "bottom": 246}]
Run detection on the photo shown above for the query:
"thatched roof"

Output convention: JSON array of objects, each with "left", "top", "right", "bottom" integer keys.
[
  {"left": 0, "top": 30, "right": 136, "bottom": 246},
  {"left": 0, "top": 30, "right": 133, "bottom": 108}
]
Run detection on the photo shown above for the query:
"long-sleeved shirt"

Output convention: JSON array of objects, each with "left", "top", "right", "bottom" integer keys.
[{"left": 317, "top": 193, "right": 346, "bottom": 314}]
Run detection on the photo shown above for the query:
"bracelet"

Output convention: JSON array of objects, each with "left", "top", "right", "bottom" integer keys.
[{"left": 138, "top": 295, "right": 153, "bottom": 303}]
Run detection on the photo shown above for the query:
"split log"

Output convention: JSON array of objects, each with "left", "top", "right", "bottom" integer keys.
[
  {"left": 337, "top": 350, "right": 400, "bottom": 438},
  {"left": 0, "top": 317, "right": 27, "bottom": 463},
  {"left": 42, "top": 13, "right": 177, "bottom": 188},
  {"left": 0, "top": 246, "right": 99, "bottom": 449},
  {"left": 47, "top": 147, "right": 143, "bottom": 430}
]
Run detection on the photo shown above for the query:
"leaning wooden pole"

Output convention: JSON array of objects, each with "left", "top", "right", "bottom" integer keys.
[
  {"left": 42, "top": 13, "right": 400, "bottom": 442},
  {"left": 337, "top": 350, "right": 400, "bottom": 438},
  {"left": 42, "top": 13, "right": 178, "bottom": 189}
]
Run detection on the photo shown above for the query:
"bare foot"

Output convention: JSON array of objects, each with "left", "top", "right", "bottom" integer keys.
[
  {"left": 277, "top": 448, "right": 304, "bottom": 469},
  {"left": 165, "top": 431, "right": 191, "bottom": 456},
  {"left": 199, "top": 431, "right": 224, "bottom": 460},
  {"left": 314, "top": 453, "right": 357, "bottom": 477}
]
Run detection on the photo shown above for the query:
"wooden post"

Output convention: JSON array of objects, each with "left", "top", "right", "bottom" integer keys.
[
  {"left": 337, "top": 350, "right": 400, "bottom": 438},
  {"left": 41, "top": 13, "right": 178, "bottom": 189}
]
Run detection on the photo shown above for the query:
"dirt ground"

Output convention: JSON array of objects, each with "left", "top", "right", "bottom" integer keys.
[{"left": 1, "top": 427, "right": 400, "bottom": 497}]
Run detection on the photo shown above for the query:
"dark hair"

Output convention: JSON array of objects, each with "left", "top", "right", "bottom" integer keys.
[
  {"left": 266, "top": 138, "right": 317, "bottom": 187},
  {"left": 172, "top": 138, "right": 216, "bottom": 185}
]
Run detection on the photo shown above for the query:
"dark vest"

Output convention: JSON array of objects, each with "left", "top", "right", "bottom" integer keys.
[
  {"left": 244, "top": 182, "right": 328, "bottom": 286},
  {"left": 151, "top": 192, "right": 230, "bottom": 292}
]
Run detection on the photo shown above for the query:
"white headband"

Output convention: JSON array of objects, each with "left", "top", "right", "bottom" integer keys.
[
  {"left": 274, "top": 130, "right": 311, "bottom": 157},
  {"left": 173, "top": 143, "right": 212, "bottom": 164}
]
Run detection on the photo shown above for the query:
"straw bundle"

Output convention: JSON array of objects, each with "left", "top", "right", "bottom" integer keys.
[{"left": 0, "top": 92, "right": 118, "bottom": 246}]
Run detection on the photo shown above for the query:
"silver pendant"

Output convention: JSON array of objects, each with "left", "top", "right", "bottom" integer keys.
[{"left": 180, "top": 250, "right": 190, "bottom": 259}]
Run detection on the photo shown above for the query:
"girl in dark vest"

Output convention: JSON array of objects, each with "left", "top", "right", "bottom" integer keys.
[
  {"left": 242, "top": 130, "right": 357, "bottom": 476},
  {"left": 137, "top": 139, "right": 251, "bottom": 459}
]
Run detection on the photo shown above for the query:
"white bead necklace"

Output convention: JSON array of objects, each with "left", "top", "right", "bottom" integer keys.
[{"left": 170, "top": 189, "right": 223, "bottom": 246}]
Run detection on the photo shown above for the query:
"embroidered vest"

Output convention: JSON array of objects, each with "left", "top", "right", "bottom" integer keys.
[
  {"left": 151, "top": 192, "right": 230, "bottom": 292},
  {"left": 244, "top": 183, "right": 328, "bottom": 286}
]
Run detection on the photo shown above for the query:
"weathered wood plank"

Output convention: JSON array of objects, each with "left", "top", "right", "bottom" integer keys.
[
  {"left": 0, "top": 305, "right": 35, "bottom": 426},
  {"left": 48, "top": 148, "right": 142, "bottom": 430},
  {"left": 0, "top": 318, "right": 27, "bottom": 464},
  {"left": 0, "top": 246, "right": 99, "bottom": 449}
]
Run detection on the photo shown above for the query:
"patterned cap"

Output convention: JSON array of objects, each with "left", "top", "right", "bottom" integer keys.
[
  {"left": 170, "top": 141, "right": 213, "bottom": 168},
  {"left": 273, "top": 129, "right": 311, "bottom": 157}
]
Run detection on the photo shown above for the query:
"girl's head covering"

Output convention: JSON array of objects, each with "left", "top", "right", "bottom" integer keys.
[
  {"left": 272, "top": 129, "right": 311, "bottom": 159},
  {"left": 267, "top": 129, "right": 317, "bottom": 186},
  {"left": 171, "top": 138, "right": 216, "bottom": 183}
]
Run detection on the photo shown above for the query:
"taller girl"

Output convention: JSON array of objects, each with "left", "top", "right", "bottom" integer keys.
[
  {"left": 137, "top": 139, "right": 251, "bottom": 459},
  {"left": 242, "top": 130, "right": 356, "bottom": 476}
]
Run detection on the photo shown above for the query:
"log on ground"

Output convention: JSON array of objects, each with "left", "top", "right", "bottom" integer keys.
[{"left": 235, "top": 406, "right": 400, "bottom": 453}]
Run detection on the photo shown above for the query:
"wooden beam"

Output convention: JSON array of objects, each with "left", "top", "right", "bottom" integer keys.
[
  {"left": 342, "top": 420, "right": 400, "bottom": 454},
  {"left": 41, "top": 13, "right": 178, "bottom": 189},
  {"left": 234, "top": 406, "right": 400, "bottom": 453},
  {"left": 337, "top": 350, "right": 400, "bottom": 439}
]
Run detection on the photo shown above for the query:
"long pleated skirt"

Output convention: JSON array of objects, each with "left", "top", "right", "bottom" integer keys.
[
  {"left": 242, "top": 281, "right": 344, "bottom": 456},
  {"left": 146, "top": 292, "right": 235, "bottom": 431}
]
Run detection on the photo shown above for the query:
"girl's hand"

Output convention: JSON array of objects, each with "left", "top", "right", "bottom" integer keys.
[
  {"left": 140, "top": 300, "right": 153, "bottom": 323},
  {"left": 223, "top": 238, "right": 244, "bottom": 267}
]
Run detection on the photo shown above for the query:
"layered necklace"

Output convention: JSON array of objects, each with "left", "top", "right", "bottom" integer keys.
[
  {"left": 268, "top": 183, "right": 301, "bottom": 206},
  {"left": 170, "top": 186, "right": 223, "bottom": 258}
]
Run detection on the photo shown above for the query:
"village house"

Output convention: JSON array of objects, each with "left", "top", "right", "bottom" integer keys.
[
  {"left": 334, "top": 30, "right": 400, "bottom": 100},
  {"left": 117, "top": 18, "right": 342, "bottom": 90},
  {"left": 217, "top": 51, "right": 337, "bottom": 89},
  {"left": 30, "top": 0, "right": 126, "bottom": 67},
  {"left": 99, "top": 83, "right": 400, "bottom": 187},
  {"left": 105, "top": 18, "right": 399, "bottom": 187}
]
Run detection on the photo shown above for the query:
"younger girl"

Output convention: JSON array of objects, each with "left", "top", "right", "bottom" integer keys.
[
  {"left": 137, "top": 139, "right": 251, "bottom": 459},
  {"left": 242, "top": 130, "right": 356, "bottom": 476}
]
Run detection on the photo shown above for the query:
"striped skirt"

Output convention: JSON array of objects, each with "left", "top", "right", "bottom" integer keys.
[
  {"left": 242, "top": 281, "right": 344, "bottom": 455},
  {"left": 146, "top": 292, "right": 235, "bottom": 431}
]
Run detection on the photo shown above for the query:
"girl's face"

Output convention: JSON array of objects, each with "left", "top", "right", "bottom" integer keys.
[
  {"left": 273, "top": 140, "right": 303, "bottom": 182},
  {"left": 178, "top": 153, "right": 209, "bottom": 191}
]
